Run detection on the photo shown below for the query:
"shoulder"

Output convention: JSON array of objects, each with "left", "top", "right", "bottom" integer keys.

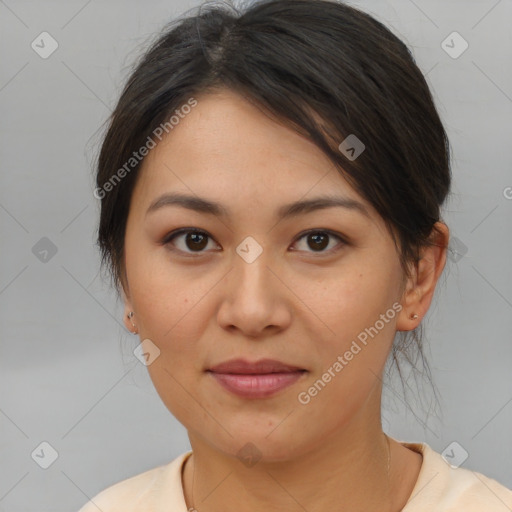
[
  {"left": 399, "top": 440, "right": 512, "bottom": 511},
  {"left": 76, "top": 451, "right": 192, "bottom": 512}
]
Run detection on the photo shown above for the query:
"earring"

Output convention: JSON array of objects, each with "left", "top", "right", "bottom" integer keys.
[
  {"left": 127, "top": 311, "right": 138, "bottom": 334},
  {"left": 409, "top": 313, "right": 419, "bottom": 320}
]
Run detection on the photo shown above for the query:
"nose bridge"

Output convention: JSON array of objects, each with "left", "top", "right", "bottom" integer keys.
[{"left": 233, "top": 235, "right": 272, "bottom": 298}]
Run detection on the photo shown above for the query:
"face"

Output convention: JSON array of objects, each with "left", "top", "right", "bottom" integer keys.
[{"left": 122, "top": 89, "right": 412, "bottom": 461}]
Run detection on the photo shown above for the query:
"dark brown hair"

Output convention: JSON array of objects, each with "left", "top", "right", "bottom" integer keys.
[{"left": 94, "top": 0, "right": 451, "bottom": 417}]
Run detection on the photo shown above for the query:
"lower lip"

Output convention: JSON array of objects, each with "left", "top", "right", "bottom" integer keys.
[{"left": 208, "top": 371, "right": 306, "bottom": 399}]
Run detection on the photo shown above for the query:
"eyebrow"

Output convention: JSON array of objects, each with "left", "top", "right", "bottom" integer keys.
[{"left": 145, "top": 192, "right": 370, "bottom": 220}]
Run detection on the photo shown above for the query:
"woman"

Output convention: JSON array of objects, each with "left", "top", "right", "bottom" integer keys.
[{"left": 80, "top": 0, "right": 512, "bottom": 510}]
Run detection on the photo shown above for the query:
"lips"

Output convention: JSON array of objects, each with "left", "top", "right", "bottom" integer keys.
[
  {"left": 208, "top": 358, "right": 305, "bottom": 375},
  {"left": 207, "top": 358, "right": 307, "bottom": 399}
]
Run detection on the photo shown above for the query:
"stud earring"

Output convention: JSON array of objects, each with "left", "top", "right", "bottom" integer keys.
[{"left": 409, "top": 313, "right": 419, "bottom": 320}]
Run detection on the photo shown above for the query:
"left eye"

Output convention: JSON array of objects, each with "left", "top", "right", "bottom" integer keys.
[
  {"left": 162, "top": 229, "right": 346, "bottom": 255},
  {"left": 292, "top": 230, "right": 345, "bottom": 254}
]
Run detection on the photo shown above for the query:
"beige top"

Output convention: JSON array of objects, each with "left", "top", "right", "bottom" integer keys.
[{"left": 77, "top": 439, "right": 512, "bottom": 511}]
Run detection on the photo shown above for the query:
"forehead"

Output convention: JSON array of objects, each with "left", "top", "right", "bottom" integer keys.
[
  {"left": 144, "top": 89, "right": 335, "bottom": 171},
  {"left": 131, "top": 89, "right": 376, "bottom": 221}
]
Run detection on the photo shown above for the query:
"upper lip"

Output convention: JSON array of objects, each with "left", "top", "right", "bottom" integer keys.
[{"left": 208, "top": 358, "right": 306, "bottom": 374}]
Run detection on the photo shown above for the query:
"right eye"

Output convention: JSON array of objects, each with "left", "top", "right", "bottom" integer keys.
[{"left": 162, "top": 228, "right": 220, "bottom": 256}]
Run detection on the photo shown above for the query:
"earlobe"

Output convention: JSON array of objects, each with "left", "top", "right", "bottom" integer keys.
[
  {"left": 396, "top": 272, "right": 422, "bottom": 332},
  {"left": 121, "top": 288, "right": 138, "bottom": 335},
  {"left": 123, "top": 308, "right": 138, "bottom": 335},
  {"left": 126, "top": 311, "right": 138, "bottom": 335}
]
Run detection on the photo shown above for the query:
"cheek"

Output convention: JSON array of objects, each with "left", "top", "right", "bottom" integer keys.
[
  {"left": 305, "top": 263, "right": 401, "bottom": 392},
  {"left": 293, "top": 274, "right": 399, "bottom": 432},
  {"left": 128, "top": 265, "right": 214, "bottom": 425},
  {"left": 315, "top": 264, "right": 399, "bottom": 341},
  {"left": 125, "top": 239, "right": 211, "bottom": 345},
  {"left": 132, "top": 279, "right": 209, "bottom": 357}
]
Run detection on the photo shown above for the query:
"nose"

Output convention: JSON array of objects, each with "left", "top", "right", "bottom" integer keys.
[{"left": 216, "top": 245, "right": 292, "bottom": 339}]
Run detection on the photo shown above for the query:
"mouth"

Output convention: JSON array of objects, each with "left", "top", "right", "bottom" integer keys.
[{"left": 206, "top": 358, "right": 307, "bottom": 399}]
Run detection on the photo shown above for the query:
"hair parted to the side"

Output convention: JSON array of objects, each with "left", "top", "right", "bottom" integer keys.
[{"left": 94, "top": 0, "right": 451, "bottom": 420}]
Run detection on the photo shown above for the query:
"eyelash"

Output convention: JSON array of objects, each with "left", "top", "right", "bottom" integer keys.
[{"left": 161, "top": 228, "right": 348, "bottom": 257}]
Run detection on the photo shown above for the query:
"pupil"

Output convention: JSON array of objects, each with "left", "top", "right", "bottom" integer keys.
[
  {"left": 309, "top": 233, "right": 328, "bottom": 251},
  {"left": 187, "top": 232, "right": 207, "bottom": 251}
]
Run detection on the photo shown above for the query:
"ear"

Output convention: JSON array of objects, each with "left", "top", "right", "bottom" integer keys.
[{"left": 396, "top": 222, "right": 449, "bottom": 331}]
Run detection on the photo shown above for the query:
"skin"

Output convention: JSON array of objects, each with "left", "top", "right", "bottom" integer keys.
[{"left": 121, "top": 88, "right": 449, "bottom": 512}]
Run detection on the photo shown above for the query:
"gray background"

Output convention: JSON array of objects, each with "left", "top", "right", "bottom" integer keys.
[{"left": 0, "top": 0, "right": 511, "bottom": 511}]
